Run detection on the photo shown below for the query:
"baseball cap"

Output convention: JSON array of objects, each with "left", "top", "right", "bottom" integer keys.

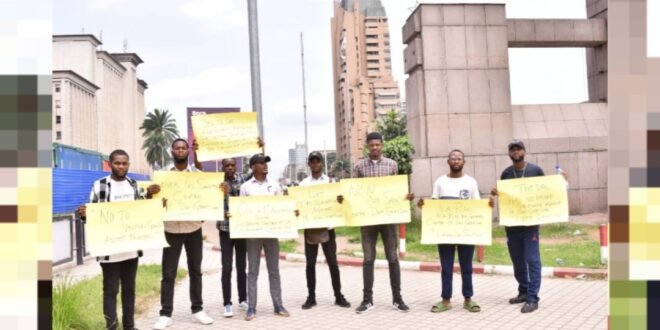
[
  {"left": 508, "top": 139, "right": 526, "bottom": 150},
  {"left": 308, "top": 151, "right": 324, "bottom": 162},
  {"left": 249, "top": 153, "right": 271, "bottom": 166}
]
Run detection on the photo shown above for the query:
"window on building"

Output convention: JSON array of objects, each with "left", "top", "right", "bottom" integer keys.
[
  {"left": 56, "top": 131, "right": 62, "bottom": 140},
  {"left": 55, "top": 100, "right": 61, "bottom": 108},
  {"left": 55, "top": 115, "right": 61, "bottom": 124},
  {"left": 55, "top": 86, "right": 60, "bottom": 93}
]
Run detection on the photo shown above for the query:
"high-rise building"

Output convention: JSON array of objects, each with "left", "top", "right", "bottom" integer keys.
[
  {"left": 52, "top": 34, "right": 149, "bottom": 174},
  {"left": 331, "top": 0, "right": 400, "bottom": 161},
  {"left": 288, "top": 142, "right": 308, "bottom": 167}
]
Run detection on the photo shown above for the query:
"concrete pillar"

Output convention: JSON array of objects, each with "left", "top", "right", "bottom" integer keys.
[
  {"left": 403, "top": 4, "right": 512, "bottom": 197},
  {"left": 586, "top": 0, "right": 607, "bottom": 102}
]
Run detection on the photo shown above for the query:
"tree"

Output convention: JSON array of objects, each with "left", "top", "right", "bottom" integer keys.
[
  {"left": 364, "top": 110, "right": 415, "bottom": 175},
  {"left": 330, "top": 158, "right": 352, "bottom": 180},
  {"left": 374, "top": 109, "right": 407, "bottom": 141},
  {"left": 140, "top": 108, "right": 180, "bottom": 169}
]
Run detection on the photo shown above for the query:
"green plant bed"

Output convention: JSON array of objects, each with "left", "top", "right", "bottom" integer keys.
[{"left": 53, "top": 264, "right": 187, "bottom": 330}]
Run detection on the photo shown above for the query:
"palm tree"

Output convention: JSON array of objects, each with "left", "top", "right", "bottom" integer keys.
[{"left": 140, "top": 108, "right": 180, "bottom": 169}]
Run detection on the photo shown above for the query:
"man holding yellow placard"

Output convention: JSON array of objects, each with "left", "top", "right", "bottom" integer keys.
[
  {"left": 417, "top": 149, "right": 482, "bottom": 314},
  {"left": 240, "top": 153, "right": 290, "bottom": 321},
  {"left": 77, "top": 149, "right": 161, "bottom": 330},
  {"left": 488, "top": 140, "right": 567, "bottom": 314},
  {"left": 153, "top": 139, "right": 215, "bottom": 329},
  {"left": 299, "top": 151, "right": 350, "bottom": 310},
  {"left": 337, "top": 132, "right": 414, "bottom": 314}
]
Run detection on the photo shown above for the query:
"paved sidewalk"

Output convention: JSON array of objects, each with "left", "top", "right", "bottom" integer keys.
[{"left": 134, "top": 257, "right": 607, "bottom": 330}]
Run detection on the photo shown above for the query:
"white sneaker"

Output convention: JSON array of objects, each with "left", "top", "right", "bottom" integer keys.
[
  {"left": 224, "top": 304, "right": 233, "bottom": 318},
  {"left": 238, "top": 301, "right": 249, "bottom": 310},
  {"left": 152, "top": 316, "right": 172, "bottom": 330},
  {"left": 192, "top": 310, "right": 214, "bottom": 325}
]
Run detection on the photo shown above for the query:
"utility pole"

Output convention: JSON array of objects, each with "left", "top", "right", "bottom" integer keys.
[
  {"left": 247, "top": 0, "right": 264, "bottom": 145},
  {"left": 300, "top": 32, "right": 309, "bottom": 174}
]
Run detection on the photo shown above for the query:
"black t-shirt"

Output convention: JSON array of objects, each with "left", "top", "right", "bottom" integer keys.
[
  {"left": 500, "top": 162, "right": 545, "bottom": 230},
  {"left": 500, "top": 162, "right": 545, "bottom": 180}
]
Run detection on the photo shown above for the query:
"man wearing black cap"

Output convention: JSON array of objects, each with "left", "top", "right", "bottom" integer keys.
[
  {"left": 239, "top": 153, "right": 289, "bottom": 321},
  {"left": 489, "top": 139, "right": 544, "bottom": 314},
  {"left": 300, "top": 151, "right": 351, "bottom": 310}
]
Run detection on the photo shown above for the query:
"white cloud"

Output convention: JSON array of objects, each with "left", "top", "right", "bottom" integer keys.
[{"left": 179, "top": 0, "right": 246, "bottom": 33}]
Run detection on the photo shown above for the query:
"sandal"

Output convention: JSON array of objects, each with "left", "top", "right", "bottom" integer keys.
[
  {"left": 463, "top": 300, "right": 481, "bottom": 312},
  {"left": 431, "top": 301, "right": 452, "bottom": 313}
]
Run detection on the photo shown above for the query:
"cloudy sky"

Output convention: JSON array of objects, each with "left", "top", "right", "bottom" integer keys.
[{"left": 54, "top": 0, "right": 589, "bottom": 180}]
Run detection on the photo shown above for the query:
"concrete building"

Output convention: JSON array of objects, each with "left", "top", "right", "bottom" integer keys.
[
  {"left": 331, "top": 0, "right": 401, "bottom": 162},
  {"left": 403, "top": 1, "right": 608, "bottom": 214},
  {"left": 52, "top": 34, "right": 149, "bottom": 174},
  {"left": 288, "top": 142, "right": 308, "bottom": 167}
]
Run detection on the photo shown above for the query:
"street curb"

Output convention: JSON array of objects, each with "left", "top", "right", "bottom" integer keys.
[{"left": 204, "top": 243, "right": 607, "bottom": 279}]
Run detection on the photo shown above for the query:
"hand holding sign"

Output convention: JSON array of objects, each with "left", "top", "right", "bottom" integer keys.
[
  {"left": 497, "top": 175, "right": 569, "bottom": 226},
  {"left": 191, "top": 112, "right": 262, "bottom": 161}
]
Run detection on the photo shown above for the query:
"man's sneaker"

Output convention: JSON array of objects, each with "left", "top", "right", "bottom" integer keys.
[
  {"left": 238, "top": 301, "right": 249, "bottom": 310},
  {"left": 355, "top": 301, "right": 374, "bottom": 314},
  {"left": 192, "top": 310, "right": 213, "bottom": 325},
  {"left": 302, "top": 296, "right": 317, "bottom": 310},
  {"left": 152, "top": 316, "right": 172, "bottom": 330},
  {"left": 223, "top": 304, "right": 233, "bottom": 318},
  {"left": 245, "top": 308, "right": 256, "bottom": 321},
  {"left": 392, "top": 299, "right": 410, "bottom": 312},
  {"left": 509, "top": 294, "right": 528, "bottom": 304},
  {"left": 521, "top": 302, "right": 539, "bottom": 313},
  {"left": 335, "top": 295, "right": 351, "bottom": 308},
  {"left": 274, "top": 306, "right": 290, "bottom": 317}
]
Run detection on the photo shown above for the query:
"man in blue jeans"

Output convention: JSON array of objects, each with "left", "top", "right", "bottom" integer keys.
[
  {"left": 417, "top": 149, "right": 481, "bottom": 313},
  {"left": 490, "top": 140, "right": 545, "bottom": 314}
]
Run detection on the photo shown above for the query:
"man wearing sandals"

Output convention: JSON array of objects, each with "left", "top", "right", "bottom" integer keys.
[{"left": 417, "top": 149, "right": 481, "bottom": 314}]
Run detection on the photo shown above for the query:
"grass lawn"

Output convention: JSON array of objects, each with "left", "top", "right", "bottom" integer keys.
[
  {"left": 337, "top": 220, "right": 605, "bottom": 269},
  {"left": 53, "top": 264, "right": 187, "bottom": 330}
]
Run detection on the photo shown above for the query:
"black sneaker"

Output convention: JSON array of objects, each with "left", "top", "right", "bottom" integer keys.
[
  {"left": 355, "top": 301, "right": 374, "bottom": 314},
  {"left": 521, "top": 302, "right": 538, "bottom": 313},
  {"left": 392, "top": 299, "right": 410, "bottom": 312},
  {"left": 335, "top": 295, "right": 351, "bottom": 308},
  {"left": 509, "top": 294, "right": 527, "bottom": 304},
  {"left": 302, "top": 296, "right": 317, "bottom": 310}
]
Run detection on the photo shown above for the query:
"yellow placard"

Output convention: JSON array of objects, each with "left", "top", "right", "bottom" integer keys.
[
  {"left": 421, "top": 199, "right": 492, "bottom": 245},
  {"left": 497, "top": 175, "right": 569, "bottom": 226},
  {"left": 191, "top": 112, "right": 262, "bottom": 162},
  {"left": 85, "top": 199, "right": 169, "bottom": 256},
  {"left": 228, "top": 196, "right": 298, "bottom": 239},
  {"left": 340, "top": 175, "right": 411, "bottom": 226},
  {"left": 154, "top": 171, "right": 224, "bottom": 221},
  {"left": 288, "top": 183, "right": 346, "bottom": 229}
]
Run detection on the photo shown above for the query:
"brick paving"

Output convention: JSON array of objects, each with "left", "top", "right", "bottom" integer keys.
[{"left": 125, "top": 248, "right": 608, "bottom": 330}]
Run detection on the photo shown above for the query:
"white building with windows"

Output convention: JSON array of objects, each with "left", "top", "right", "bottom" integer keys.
[{"left": 52, "top": 34, "right": 149, "bottom": 174}]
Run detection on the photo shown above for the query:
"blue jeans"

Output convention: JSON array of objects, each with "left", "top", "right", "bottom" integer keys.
[
  {"left": 506, "top": 227, "right": 541, "bottom": 303},
  {"left": 438, "top": 244, "right": 474, "bottom": 300}
]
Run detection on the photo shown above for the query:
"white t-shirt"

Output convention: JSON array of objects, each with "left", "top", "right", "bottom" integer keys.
[
  {"left": 431, "top": 174, "right": 480, "bottom": 200},
  {"left": 299, "top": 174, "right": 329, "bottom": 186},
  {"left": 240, "top": 177, "right": 282, "bottom": 196},
  {"left": 102, "top": 178, "right": 139, "bottom": 263}
]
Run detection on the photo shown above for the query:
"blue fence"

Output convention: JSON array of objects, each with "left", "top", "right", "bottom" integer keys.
[{"left": 53, "top": 168, "right": 150, "bottom": 215}]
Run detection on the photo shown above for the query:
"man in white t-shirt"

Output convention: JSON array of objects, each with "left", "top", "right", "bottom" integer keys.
[
  {"left": 77, "top": 149, "right": 161, "bottom": 330},
  {"left": 417, "top": 149, "right": 482, "bottom": 314},
  {"left": 299, "top": 151, "right": 350, "bottom": 310}
]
